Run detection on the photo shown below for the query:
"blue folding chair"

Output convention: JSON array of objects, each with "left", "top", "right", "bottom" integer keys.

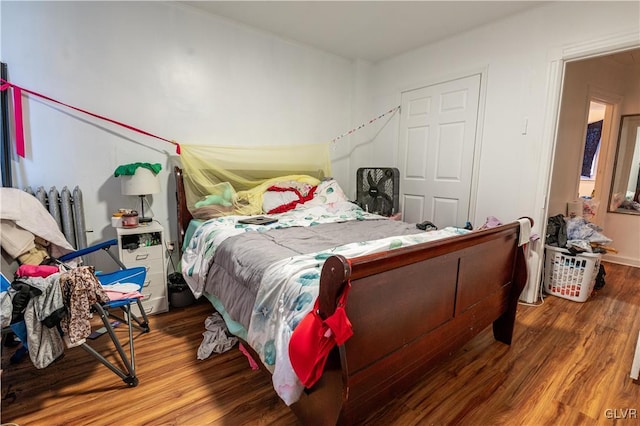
[{"left": 58, "top": 239, "right": 150, "bottom": 387}]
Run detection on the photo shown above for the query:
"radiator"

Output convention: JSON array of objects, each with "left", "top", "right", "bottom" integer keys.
[{"left": 24, "top": 185, "right": 88, "bottom": 250}]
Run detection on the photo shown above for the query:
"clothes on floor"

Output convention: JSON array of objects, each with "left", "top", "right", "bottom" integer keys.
[
  {"left": 239, "top": 343, "right": 259, "bottom": 370},
  {"left": 197, "top": 312, "right": 238, "bottom": 360}
]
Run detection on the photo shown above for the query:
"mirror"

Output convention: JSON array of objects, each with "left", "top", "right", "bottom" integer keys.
[{"left": 609, "top": 114, "right": 640, "bottom": 214}]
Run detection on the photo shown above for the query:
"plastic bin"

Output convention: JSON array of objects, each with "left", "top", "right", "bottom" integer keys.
[
  {"left": 167, "top": 272, "right": 196, "bottom": 308},
  {"left": 543, "top": 245, "right": 602, "bottom": 302}
]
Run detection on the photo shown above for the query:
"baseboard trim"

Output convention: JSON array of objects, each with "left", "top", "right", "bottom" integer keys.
[{"left": 602, "top": 253, "right": 640, "bottom": 268}]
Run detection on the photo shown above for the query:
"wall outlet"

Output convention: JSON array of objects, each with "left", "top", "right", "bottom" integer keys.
[{"left": 166, "top": 241, "right": 175, "bottom": 252}]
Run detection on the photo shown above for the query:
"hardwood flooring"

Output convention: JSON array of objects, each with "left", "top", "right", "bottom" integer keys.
[{"left": 2, "top": 262, "right": 639, "bottom": 425}]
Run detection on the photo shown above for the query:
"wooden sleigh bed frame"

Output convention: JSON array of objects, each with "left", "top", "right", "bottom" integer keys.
[{"left": 174, "top": 166, "right": 530, "bottom": 425}]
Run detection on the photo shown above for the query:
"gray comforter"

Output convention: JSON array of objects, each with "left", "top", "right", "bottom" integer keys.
[{"left": 205, "top": 219, "right": 423, "bottom": 329}]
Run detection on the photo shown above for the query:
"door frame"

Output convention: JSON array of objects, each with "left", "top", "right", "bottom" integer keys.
[
  {"left": 534, "top": 31, "right": 639, "bottom": 290},
  {"left": 541, "top": 32, "right": 639, "bottom": 228}
]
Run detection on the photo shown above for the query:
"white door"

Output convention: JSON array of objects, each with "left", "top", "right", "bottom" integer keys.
[{"left": 398, "top": 74, "right": 481, "bottom": 228}]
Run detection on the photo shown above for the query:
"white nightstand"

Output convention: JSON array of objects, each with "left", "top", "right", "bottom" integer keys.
[{"left": 116, "top": 222, "right": 168, "bottom": 316}]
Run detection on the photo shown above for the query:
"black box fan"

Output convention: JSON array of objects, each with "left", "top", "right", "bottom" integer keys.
[{"left": 356, "top": 167, "right": 400, "bottom": 216}]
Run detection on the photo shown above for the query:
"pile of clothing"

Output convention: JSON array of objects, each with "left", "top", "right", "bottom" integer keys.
[
  {"left": 546, "top": 214, "right": 611, "bottom": 291},
  {"left": 1, "top": 265, "right": 109, "bottom": 368},
  {"left": 0, "top": 188, "right": 111, "bottom": 368},
  {"left": 546, "top": 214, "right": 612, "bottom": 254}
]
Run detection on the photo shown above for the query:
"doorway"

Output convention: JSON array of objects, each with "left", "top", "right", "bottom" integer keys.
[{"left": 548, "top": 46, "right": 640, "bottom": 266}]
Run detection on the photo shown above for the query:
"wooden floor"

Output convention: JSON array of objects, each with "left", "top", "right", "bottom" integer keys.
[{"left": 2, "top": 262, "right": 639, "bottom": 425}]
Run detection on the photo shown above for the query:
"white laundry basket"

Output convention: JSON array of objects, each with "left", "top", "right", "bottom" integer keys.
[{"left": 543, "top": 245, "right": 602, "bottom": 302}]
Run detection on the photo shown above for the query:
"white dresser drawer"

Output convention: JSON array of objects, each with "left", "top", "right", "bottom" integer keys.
[
  {"left": 117, "top": 222, "right": 168, "bottom": 315},
  {"left": 121, "top": 257, "right": 163, "bottom": 277},
  {"left": 141, "top": 270, "right": 167, "bottom": 295},
  {"left": 120, "top": 245, "right": 162, "bottom": 263}
]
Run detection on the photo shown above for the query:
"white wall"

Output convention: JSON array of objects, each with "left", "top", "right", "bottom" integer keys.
[
  {"left": 2, "top": 1, "right": 640, "bottom": 273},
  {"left": 0, "top": 1, "right": 355, "bottom": 255},
  {"left": 364, "top": 1, "right": 640, "bottom": 234}
]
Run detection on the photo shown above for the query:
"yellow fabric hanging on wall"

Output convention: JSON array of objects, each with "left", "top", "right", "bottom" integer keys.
[{"left": 180, "top": 143, "right": 332, "bottom": 215}]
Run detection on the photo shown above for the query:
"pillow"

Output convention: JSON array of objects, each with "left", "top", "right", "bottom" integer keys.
[
  {"left": 304, "top": 179, "right": 348, "bottom": 206},
  {"left": 262, "top": 191, "right": 300, "bottom": 214},
  {"left": 262, "top": 182, "right": 318, "bottom": 214},
  {"left": 270, "top": 181, "right": 314, "bottom": 197}
]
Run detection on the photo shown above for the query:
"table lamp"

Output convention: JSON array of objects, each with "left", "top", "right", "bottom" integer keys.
[{"left": 120, "top": 167, "right": 160, "bottom": 223}]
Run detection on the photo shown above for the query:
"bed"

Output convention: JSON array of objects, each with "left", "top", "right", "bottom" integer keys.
[{"left": 174, "top": 165, "right": 531, "bottom": 425}]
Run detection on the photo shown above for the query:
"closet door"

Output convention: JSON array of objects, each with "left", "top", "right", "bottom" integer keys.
[{"left": 398, "top": 74, "right": 481, "bottom": 228}]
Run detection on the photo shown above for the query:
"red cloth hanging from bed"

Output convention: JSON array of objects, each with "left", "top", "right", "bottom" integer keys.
[{"left": 289, "top": 283, "right": 353, "bottom": 388}]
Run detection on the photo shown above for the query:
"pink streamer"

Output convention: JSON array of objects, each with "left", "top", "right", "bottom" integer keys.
[
  {"left": 0, "top": 78, "right": 180, "bottom": 156},
  {"left": 12, "top": 87, "right": 25, "bottom": 157}
]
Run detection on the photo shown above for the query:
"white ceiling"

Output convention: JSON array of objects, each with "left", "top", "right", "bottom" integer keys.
[{"left": 182, "top": 1, "right": 547, "bottom": 62}]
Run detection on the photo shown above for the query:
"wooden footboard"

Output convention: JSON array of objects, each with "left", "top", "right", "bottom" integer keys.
[{"left": 292, "top": 221, "right": 528, "bottom": 425}]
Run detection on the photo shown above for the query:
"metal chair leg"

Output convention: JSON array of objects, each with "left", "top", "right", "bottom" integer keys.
[{"left": 79, "top": 302, "right": 147, "bottom": 387}]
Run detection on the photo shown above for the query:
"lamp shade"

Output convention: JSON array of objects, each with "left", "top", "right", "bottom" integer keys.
[{"left": 121, "top": 168, "right": 160, "bottom": 196}]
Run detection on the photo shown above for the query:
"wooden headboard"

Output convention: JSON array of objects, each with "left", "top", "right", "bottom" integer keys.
[{"left": 174, "top": 166, "right": 192, "bottom": 252}]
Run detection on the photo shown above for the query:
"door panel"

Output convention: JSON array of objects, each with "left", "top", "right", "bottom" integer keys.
[
  {"left": 402, "top": 194, "right": 425, "bottom": 224},
  {"left": 406, "top": 127, "right": 428, "bottom": 178}
]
